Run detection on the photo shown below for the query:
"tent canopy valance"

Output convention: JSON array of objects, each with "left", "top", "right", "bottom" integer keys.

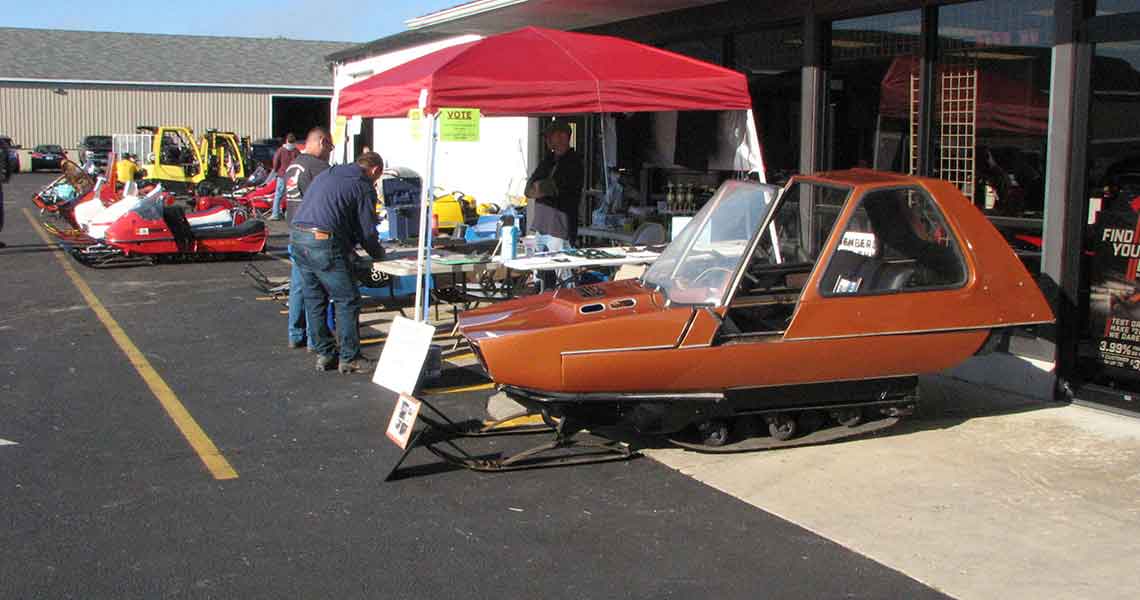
[{"left": 336, "top": 26, "right": 753, "bottom": 117}]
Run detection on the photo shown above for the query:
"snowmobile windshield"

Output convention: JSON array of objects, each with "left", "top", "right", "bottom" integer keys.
[
  {"left": 642, "top": 180, "right": 780, "bottom": 306},
  {"left": 131, "top": 196, "right": 166, "bottom": 221}
]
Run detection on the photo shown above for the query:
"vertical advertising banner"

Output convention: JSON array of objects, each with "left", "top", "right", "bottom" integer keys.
[{"left": 1090, "top": 208, "right": 1140, "bottom": 379}]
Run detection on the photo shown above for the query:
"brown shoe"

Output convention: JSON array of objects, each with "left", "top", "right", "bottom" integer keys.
[
  {"left": 338, "top": 355, "right": 375, "bottom": 375},
  {"left": 315, "top": 354, "right": 338, "bottom": 372}
]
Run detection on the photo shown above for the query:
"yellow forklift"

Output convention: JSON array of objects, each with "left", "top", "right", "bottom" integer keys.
[{"left": 137, "top": 126, "right": 246, "bottom": 196}]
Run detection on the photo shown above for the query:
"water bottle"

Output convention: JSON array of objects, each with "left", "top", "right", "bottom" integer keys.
[{"left": 500, "top": 223, "right": 518, "bottom": 261}]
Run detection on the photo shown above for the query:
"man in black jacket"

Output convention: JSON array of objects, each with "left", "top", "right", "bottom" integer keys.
[
  {"left": 283, "top": 127, "right": 333, "bottom": 351},
  {"left": 290, "top": 152, "right": 386, "bottom": 374},
  {"left": 525, "top": 119, "right": 583, "bottom": 288}
]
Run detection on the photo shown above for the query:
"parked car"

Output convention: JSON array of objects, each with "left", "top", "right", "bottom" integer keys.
[
  {"left": 0, "top": 135, "right": 20, "bottom": 176},
  {"left": 31, "top": 144, "right": 68, "bottom": 171},
  {"left": 249, "top": 138, "right": 280, "bottom": 173},
  {"left": 79, "top": 135, "right": 113, "bottom": 171}
]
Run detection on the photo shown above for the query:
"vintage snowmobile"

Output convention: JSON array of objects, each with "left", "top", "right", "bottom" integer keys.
[
  {"left": 52, "top": 187, "right": 265, "bottom": 266},
  {"left": 31, "top": 159, "right": 104, "bottom": 214},
  {"left": 457, "top": 169, "right": 1054, "bottom": 450}
]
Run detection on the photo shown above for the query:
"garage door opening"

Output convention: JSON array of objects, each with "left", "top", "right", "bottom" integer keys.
[{"left": 272, "top": 96, "right": 330, "bottom": 140}]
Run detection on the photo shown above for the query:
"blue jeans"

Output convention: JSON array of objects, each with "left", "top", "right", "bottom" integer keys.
[
  {"left": 286, "top": 245, "right": 311, "bottom": 347},
  {"left": 270, "top": 176, "right": 286, "bottom": 218},
  {"left": 289, "top": 229, "right": 362, "bottom": 363}
]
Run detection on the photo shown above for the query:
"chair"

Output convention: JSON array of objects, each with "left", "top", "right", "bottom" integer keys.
[{"left": 631, "top": 222, "right": 666, "bottom": 245}]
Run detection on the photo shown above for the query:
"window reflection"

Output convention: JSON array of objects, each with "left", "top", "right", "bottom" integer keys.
[
  {"left": 935, "top": 0, "right": 1053, "bottom": 273},
  {"left": 828, "top": 10, "right": 923, "bottom": 173},
  {"left": 734, "top": 27, "right": 803, "bottom": 184}
]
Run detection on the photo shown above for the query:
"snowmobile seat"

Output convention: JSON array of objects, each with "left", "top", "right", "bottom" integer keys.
[
  {"left": 821, "top": 250, "right": 882, "bottom": 295},
  {"left": 192, "top": 218, "right": 265, "bottom": 240}
]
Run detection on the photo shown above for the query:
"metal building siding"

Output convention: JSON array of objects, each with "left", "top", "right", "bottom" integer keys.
[{"left": 0, "top": 83, "right": 318, "bottom": 149}]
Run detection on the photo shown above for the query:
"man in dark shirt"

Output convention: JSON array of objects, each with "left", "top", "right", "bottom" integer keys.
[
  {"left": 290, "top": 152, "right": 386, "bottom": 374},
  {"left": 283, "top": 127, "right": 333, "bottom": 351},
  {"left": 526, "top": 119, "right": 584, "bottom": 288},
  {"left": 269, "top": 133, "right": 299, "bottom": 220}
]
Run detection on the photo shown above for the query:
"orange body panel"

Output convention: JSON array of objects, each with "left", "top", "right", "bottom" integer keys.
[
  {"left": 459, "top": 170, "right": 1054, "bottom": 397},
  {"left": 561, "top": 331, "right": 988, "bottom": 393}
]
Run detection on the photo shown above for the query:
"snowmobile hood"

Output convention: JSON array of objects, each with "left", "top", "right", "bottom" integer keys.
[
  {"left": 457, "top": 279, "right": 698, "bottom": 390},
  {"left": 458, "top": 279, "right": 664, "bottom": 341}
]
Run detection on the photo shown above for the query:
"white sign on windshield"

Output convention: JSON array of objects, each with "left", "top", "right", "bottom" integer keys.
[{"left": 839, "top": 231, "right": 877, "bottom": 257}]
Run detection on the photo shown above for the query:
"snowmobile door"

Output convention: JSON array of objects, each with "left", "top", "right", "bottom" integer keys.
[{"left": 779, "top": 179, "right": 1050, "bottom": 381}]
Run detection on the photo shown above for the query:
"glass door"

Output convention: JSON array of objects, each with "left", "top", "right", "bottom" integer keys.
[{"left": 1078, "top": 7, "right": 1140, "bottom": 411}]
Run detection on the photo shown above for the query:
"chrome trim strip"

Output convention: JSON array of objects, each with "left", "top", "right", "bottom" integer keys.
[
  {"left": 504, "top": 385, "right": 724, "bottom": 402},
  {"left": 674, "top": 309, "right": 698, "bottom": 347},
  {"left": 783, "top": 320, "right": 1053, "bottom": 342},
  {"left": 561, "top": 344, "right": 677, "bottom": 356}
]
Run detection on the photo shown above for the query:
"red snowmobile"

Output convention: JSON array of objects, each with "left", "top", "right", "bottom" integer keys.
[{"left": 64, "top": 193, "right": 267, "bottom": 266}]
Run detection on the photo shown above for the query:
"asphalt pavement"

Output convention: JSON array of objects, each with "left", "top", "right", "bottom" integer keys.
[{"left": 0, "top": 174, "right": 950, "bottom": 599}]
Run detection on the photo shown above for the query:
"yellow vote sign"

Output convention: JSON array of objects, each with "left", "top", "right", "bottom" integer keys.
[{"left": 438, "top": 107, "right": 480, "bottom": 142}]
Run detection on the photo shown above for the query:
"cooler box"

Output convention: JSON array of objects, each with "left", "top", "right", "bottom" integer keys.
[
  {"left": 379, "top": 172, "right": 421, "bottom": 241},
  {"left": 464, "top": 215, "right": 501, "bottom": 243},
  {"left": 381, "top": 205, "right": 420, "bottom": 241}
]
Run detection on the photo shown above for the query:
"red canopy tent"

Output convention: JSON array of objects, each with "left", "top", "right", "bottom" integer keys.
[
  {"left": 336, "top": 27, "right": 759, "bottom": 321},
  {"left": 878, "top": 56, "right": 1048, "bottom": 135},
  {"left": 336, "top": 26, "right": 753, "bottom": 117}
]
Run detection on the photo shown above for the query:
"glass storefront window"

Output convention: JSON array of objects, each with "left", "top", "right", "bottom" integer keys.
[
  {"left": 734, "top": 27, "right": 803, "bottom": 184},
  {"left": 1097, "top": 0, "right": 1140, "bottom": 16},
  {"left": 828, "top": 10, "right": 923, "bottom": 174},
  {"left": 661, "top": 37, "right": 723, "bottom": 65},
  {"left": 1081, "top": 36, "right": 1140, "bottom": 391},
  {"left": 935, "top": 0, "right": 1054, "bottom": 273}
]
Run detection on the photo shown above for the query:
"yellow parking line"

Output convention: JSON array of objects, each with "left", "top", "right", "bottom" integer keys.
[
  {"left": 444, "top": 352, "right": 475, "bottom": 362},
  {"left": 484, "top": 414, "right": 546, "bottom": 429},
  {"left": 421, "top": 382, "right": 495, "bottom": 396},
  {"left": 24, "top": 209, "right": 238, "bottom": 481}
]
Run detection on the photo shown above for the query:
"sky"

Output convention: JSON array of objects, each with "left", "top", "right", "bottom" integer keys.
[{"left": 2, "top": 0, "right": 462, "bottom": 42}]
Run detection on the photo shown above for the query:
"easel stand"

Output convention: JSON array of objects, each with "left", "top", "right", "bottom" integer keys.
[{"left": 381, "top": 397, "right": 637, "bottom": 481}]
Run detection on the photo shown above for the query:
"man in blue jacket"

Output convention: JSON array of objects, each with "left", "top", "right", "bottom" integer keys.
[{"left": 290, "top": 152, "right": 386, "bottom": 374}]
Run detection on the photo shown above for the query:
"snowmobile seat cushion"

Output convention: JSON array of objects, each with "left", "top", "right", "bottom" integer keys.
[
  {"left": 191, "top": 218, "right": 265, "bottom": 240},
  {"left": 873, "top": 262, "right": 917, "bottom": 291},
  {"left": 821, "top": 250, "right": 881, "bottom": 296}
]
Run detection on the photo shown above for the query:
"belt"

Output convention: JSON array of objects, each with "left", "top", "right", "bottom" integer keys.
[{"left": 291, "top": 225, "right": 332, "bottom": 240}]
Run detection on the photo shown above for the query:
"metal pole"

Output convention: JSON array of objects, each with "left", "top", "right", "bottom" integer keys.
[{"left": 414, "top": 113, "right": 440, "bottom": 322}]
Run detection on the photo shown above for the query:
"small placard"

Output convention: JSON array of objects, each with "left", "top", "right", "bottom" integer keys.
[
  {"left": 386, "top": 394, "right": 422, "bottom": 449},
  {"left": 839, "top": 231, "right": 878, "bottom": 257},
  {"left": 347, "top": 115, "right": 363, "bottom": 137},
  {"left": 438, "top": 107, "right": 480, "bottom": 142},
  {"left": 408, "top": 109, "right": 424, "bottom": 142},
  {"left": 332, "top": 115, "right": 347, "bottom": 145},
  {"left": 373, "top": 316, "right": 436, "bottom": 395}
]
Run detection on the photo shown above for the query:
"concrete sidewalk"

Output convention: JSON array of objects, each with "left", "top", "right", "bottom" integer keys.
[{"left": 645, "top": 353, "right": 1140, "bottom": 600}]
